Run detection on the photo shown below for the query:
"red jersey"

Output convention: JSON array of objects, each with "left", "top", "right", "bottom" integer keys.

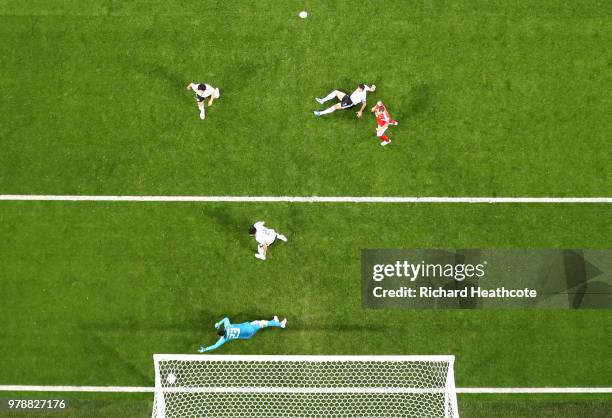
[{"left": 376, "top": 109, "right": 392, "bottom": 127}]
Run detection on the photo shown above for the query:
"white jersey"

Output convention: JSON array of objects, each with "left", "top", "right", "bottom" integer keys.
[
  {"left": 349, "top": 85, "right": 371, "bottom": 105},
  {"left": 190, "top": 82, "right": 215, "bottom": 98},
  {"left": 253, "top": 221, "right": 277, "bottom": 245}
]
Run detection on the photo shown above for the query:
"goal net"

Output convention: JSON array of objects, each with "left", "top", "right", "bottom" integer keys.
[{"left": 152, "top": 355, "right": 459, "bottom": 418}]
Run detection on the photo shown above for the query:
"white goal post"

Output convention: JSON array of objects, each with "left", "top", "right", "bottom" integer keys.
[{"left": 152, "top": 354, "right": 459, "bottom": 418}]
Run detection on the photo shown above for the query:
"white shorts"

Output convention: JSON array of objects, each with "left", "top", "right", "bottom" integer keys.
[
  {"left": 258, "top": 236, "right": 277, "bottom": 248},
  {"left": 376, "top": 125, "right": 388, "bottom": 137}
]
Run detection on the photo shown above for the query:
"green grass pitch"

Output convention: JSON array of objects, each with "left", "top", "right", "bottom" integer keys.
[{"left": 1, "top": 0, "right": 611, "bottom": 417}]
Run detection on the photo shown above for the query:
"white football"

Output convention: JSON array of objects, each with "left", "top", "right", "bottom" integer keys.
[
  {"left": 299, "top": 11, "right": 308, "bottom": 19},
  {"left": 166, "top": 373, "right": 177, "bottom": 384}
]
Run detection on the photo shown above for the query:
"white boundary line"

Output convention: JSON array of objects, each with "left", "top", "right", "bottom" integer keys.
[
  {"left": 153, "top": 354, "right": 455, "bottom": 362},
  {"left": 457, "top": 387, "right": 612, "bottom": 394},
  {"left": 0, "top": 195, "right": 611, "bottom": 203},
  {"left": 0, "top": 386, "right": 153, "bottom": 393},
  {"left": 0, "top": 385, "right": 610, "bottom": 394}
]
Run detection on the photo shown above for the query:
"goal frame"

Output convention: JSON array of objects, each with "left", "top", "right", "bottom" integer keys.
[{"left": 152, "top": 354, "right": 459, "bottom": 418}]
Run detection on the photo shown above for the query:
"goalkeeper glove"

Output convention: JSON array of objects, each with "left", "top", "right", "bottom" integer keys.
[{"left": 198, "top": 347, "right": 206, "bottom": 353}]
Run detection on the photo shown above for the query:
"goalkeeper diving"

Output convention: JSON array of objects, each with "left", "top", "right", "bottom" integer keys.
[{"left": 199, "top": 316, "right": 287, "bottom": 353}]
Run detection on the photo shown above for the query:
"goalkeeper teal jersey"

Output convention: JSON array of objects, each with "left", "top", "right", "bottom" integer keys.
[{"left": 200, "top": 317, "right": 283, "bottom": 352}]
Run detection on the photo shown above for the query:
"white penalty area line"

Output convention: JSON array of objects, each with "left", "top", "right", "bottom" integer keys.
[
  {"left": 457, "top": 387, "right": 612, "bottom": 394},
  {"left": 0, "top": 195, "right": 611, "bottom": 203},
  {"left": 0, "top": 385, "right": 153, "bottom": 393},
  {"left": 0, "top": 385, "right": 611, "bottom": 394}
]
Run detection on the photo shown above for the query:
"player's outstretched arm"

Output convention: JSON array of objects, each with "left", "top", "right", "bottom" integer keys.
[
  {"left": 357, "top": 101, "right": 367, "bottom": 118},
  {"left": 199, "top": 336, "right": 227, "bottom": 353},
  {"left": 186, "top": 83, "right": 193, "bottom": 91},
  {"left": 215, "top": 317, "right": 230, "bottom": 330}
]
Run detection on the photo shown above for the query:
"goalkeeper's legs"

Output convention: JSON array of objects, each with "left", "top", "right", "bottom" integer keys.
[{"left": 252, "top": 316, "right": 287, "bottom": 329}]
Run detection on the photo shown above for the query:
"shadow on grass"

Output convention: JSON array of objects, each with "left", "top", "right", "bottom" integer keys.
[
  {"left": 302, "top": 323, "right": 390, "bottom": 333},
  {"left": 199, "top": 206, "right": 253, "bottom": 251},
  {"left": 396, "top": 82, "right": 433, "bottom": 121},
  {"left": 122, "top": 58, "right": 186, "bottom": 97},
  {"left": 79, "top": 307, "right": 219, "bottom": 334},
  {"left": 223, "top": 60, "right": 260, "bottom": 94}
]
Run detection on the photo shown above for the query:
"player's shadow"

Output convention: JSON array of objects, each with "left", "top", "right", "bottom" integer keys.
[
  {"left": 149, "top": 63, "right": 186, "bottom": 91},
  {"left": 223, "top": 60, "right": 260, "bottom": 94},
  {"left": 228, "top": 311, "right": 281, "bottom": 324},
  {"left": 78, "top": 311, "right": 218, "bottom": 334},
  {"left": 124, "top": 58, "right": 186, "bottom": 97},
  {"left": 396, "top": 82, "right": 432, "bottom": 121},
  {"left": 285, "top": 205, "right": 306, "bottom": 240},
  {"left": 200, "top": 206, "right": 254, "bottom": 252},
  {"left": 184, "top": 309, "right": 235, "bottom": 334},
  {"left": 285, "top": 320, "right": 392, "bottom": 333},
  {"left": 333, "top": 77, "right": 357, "bottom": 93},
  {"left": 200, "top": 205, "right": 244, "bottom": 231}
]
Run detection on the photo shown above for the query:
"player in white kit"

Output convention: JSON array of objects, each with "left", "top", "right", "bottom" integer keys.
[
  {"left": 314, "top": 84, "right": 376, "bottom": 118},
  {"left": 185, "top": 82, "right": 220, "bottom": 119},
  {"left": 249, "top": 221, "right": 288, "bottom": 261}
]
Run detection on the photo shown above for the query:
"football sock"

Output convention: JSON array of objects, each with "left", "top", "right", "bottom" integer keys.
[
  {"left": 267, "top": 319, "right": 282, "bottom": 328},
  {"left": 380, "top": 134, "right": 389, "bottom": 142},
  {"left": 321, "top": 91, "right": 337, "bottom": 102},
  {"left": 319, "top": 106, "right": 336, "bottom": 115}
]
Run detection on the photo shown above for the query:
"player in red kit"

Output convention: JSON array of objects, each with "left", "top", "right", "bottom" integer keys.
[{"left": 372, "top": 101, "right": 398, "bottom": 146}]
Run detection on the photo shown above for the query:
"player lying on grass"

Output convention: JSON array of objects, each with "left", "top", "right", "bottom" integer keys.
[
  {"left": 314, "top": 84, "right": 376, "bottom": 118},
  {"left": 186, "top": 82, "right": 220, "bottom": 120},
  {"left": 249, "top": 221, "right": 288, "bottom": 261},
  {"left": 372, "top": 101, "right": 398, "bottom": 146},
  {"left": 199, "top": 316, "right": 287, "bottom": 352}
]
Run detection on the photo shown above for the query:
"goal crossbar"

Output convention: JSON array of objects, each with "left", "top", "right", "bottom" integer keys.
[
  {"left": 154, "top": 354, "right": 456, "bottom": 363},
  {"left": 157, "top": 387, "right": 450, "bottom": 394}
]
